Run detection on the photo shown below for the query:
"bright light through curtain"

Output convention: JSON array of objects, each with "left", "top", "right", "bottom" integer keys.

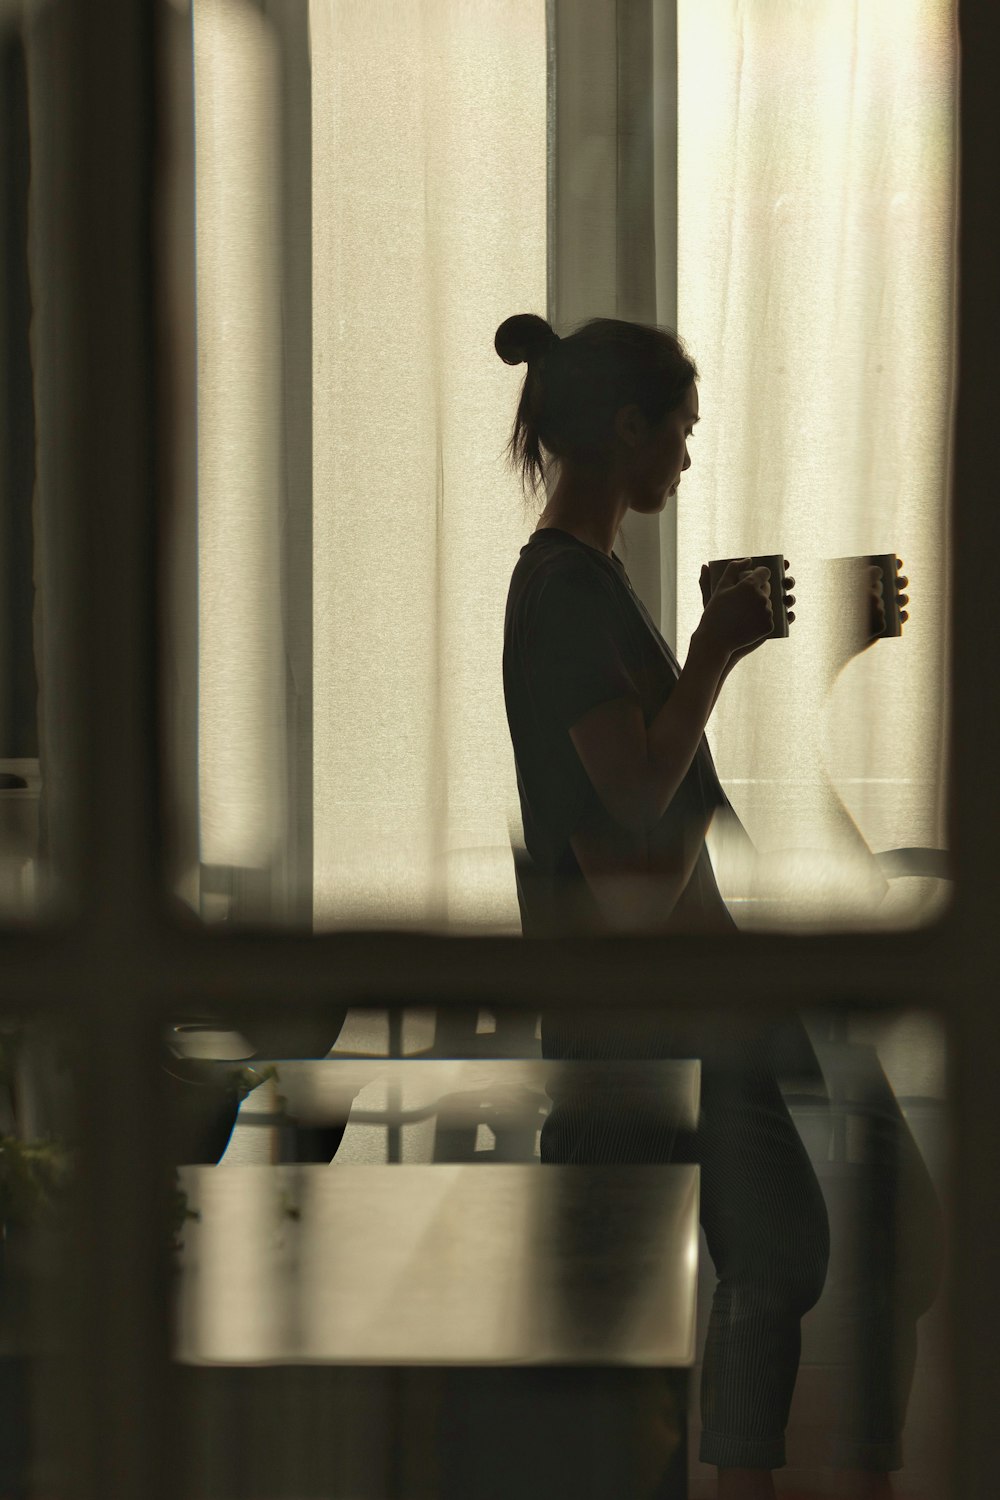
[
  {"left": 309, "top": 0, "right": 546, "bottom": 929},
  {"left": 674, "top": 0, "right": 956, "bottom": 928}
]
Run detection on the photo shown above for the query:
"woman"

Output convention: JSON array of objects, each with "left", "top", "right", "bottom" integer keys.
[{"left": 497, "top": 313, "right": 902, "bottom": 1500}]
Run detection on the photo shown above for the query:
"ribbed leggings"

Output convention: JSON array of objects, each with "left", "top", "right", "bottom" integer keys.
[{"left": 541, "top": 1024, "right": 942, "bottom": 1472}]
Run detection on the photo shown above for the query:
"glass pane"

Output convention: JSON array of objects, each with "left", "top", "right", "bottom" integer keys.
[
  {"left": 161, "top": 2, "right": 954, "bottom": 935},
  {"left": 168, "top": 1001, "right": 952, "bottom": 1499}
]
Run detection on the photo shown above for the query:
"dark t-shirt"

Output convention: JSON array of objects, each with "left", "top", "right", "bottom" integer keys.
[
  {"left": 503, "top": 528, "right": 823, "bottom": 1078},
  {"left": 503, "top": 527, "right": 736, "bottom": 940}
]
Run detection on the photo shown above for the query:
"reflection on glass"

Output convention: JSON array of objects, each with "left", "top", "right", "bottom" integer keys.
[
  {"left": 675, "top": 1, "right": 956, "bottom": 933},
  {"left": 0, "top": 1021, "right": 75, "bottom": 1497},
  {"left": 169, "top": 1001, "right": 950, "bottom": 1499},
  {"left": 706, "top": 551, "right": 947, "bottom": 930}
]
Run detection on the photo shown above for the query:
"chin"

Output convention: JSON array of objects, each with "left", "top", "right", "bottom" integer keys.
[{"left": 631, "top": 488, "right": 671, "bottom": 515}]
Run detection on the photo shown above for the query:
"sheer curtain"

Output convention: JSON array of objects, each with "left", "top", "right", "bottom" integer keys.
[
  {"left": 309, "top": 0, "right": 546, "bottom": 930},
  {"left": 672, "top": 0, "right": 957, "bottom": 928}
]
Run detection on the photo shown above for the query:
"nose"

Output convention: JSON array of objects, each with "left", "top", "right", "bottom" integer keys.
[{"left": 682, "top": 446, "right": 692, "bottom": 472}]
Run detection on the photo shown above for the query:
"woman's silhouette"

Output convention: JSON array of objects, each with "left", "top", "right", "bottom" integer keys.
[{"left": 497, "top": 313, "right": 912, "bottom": 1500}]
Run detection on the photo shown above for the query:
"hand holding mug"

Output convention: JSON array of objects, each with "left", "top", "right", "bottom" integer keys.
[
  {"left": 705, "top": 554, "right": 794, "bottom": 637},
  {"left": 869, "top": 553, "right": 909, "bottom": 638},
  {"left": 698, "top": 557, "right": 774, "bottom": 655}
]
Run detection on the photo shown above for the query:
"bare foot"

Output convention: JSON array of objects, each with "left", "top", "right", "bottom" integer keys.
[{"left": 717, "top": 1468, "right": 778, "bottom": 1500}]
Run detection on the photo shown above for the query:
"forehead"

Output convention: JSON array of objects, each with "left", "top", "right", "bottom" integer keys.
[{"left": 680, "top": 382, "right": 699, "bottom": 421}]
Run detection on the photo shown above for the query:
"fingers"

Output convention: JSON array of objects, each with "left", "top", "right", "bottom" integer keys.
[
  {"left": 885, "top": 563, "right": 910, "bottom": 623},
  {"left": 751, "top": 575, "right": 773, "bottom": 612},
  {"left": 732, "top": 572, "right": 772, "bottom": 611},
  {"left": 718, "top": 557, "right": 753, "bottom": 588},
  {"left": 890, "top": 562, "right": 909, "bottom": 623}
]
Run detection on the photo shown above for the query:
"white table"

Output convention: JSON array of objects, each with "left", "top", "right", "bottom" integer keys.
[{"left": 175, "top": 1161, "right": 700, "bottom": 1366}]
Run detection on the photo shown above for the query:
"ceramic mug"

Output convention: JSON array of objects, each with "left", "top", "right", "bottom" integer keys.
[{"left": 707, "top": 554, "right": 788, "bottom": 639}]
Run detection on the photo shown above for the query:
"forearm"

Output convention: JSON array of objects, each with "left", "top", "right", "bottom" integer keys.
[
  {"left": 643, "top": 629, "right": 729, "bottom": 826},
  {"left": 572, "top": 798, "right": 716, "bottom": 933},
  {"left": 710, "top": 649, "right": 742, "bottom": 710}
]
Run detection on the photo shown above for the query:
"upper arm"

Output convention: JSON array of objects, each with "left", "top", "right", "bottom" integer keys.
[
  {"left": 525, "top": 559, "right": 659, "bottom": 831},
  {"left": 568, "top": 714, "right": 713, "bottom": 928},
  {"left": 569, "top": 695, "right": 654, "bottom": 834},
  {"left": 527, "top": 558, "right": 643, "bottom": 752}
]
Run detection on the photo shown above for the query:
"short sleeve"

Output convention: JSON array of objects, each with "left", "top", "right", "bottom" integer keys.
[{"left": 528, "top": 560, "right": 640, "bottom": 729}]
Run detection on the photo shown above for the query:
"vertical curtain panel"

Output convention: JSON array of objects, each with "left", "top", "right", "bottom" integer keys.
[
  {"left": 673, "top": 0, "right": 957, "bottom": 927},
  {"left": 310, "top": 0, "right": 546, "bottom": 929}
]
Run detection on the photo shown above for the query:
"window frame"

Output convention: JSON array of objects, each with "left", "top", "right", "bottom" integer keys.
[{"left": 2, "top": 0, "right": 995, "bottom": 1496}]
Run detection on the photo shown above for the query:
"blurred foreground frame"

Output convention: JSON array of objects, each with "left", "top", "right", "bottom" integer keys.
[{"left": 0, "top": 3, "right": 997, "bottom": 1500}]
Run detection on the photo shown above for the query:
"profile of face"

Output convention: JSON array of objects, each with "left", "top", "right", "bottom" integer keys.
[{"left": 616, "top": 381, "right": 699, "bottom": 514}]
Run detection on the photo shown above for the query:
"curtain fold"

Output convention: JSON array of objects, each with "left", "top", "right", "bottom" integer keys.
[
  {"left": 193, "top": 0, "right": 287, "bottom": 880},
  {"left": 168, "top": 0, "right": 312, "bottom": 923}
]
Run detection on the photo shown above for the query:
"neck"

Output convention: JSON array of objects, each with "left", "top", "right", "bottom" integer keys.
[{"left": 536, "top": 464, "right": 628, "bottom": 556}]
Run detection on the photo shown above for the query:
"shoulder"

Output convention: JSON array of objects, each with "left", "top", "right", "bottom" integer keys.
[
  {"left": 506, "top": 538, "right": 633, "bottom": 667},
  {"left": 511, "top": 536, "right": 618, "bottom": 612}
]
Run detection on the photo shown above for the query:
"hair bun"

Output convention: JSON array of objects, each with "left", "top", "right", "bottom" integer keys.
[{"left": 494, "top": 313, "right": 557, "bottom": 367}]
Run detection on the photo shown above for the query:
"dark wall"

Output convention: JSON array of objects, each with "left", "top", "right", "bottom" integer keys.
[{"left": 0, "top": 31, "right": 38, "bottom": 759}]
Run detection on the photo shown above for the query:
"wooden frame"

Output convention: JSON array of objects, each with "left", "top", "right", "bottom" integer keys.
[{"left": 1, "top": 0, "right": 996, "bottom": 1495}]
